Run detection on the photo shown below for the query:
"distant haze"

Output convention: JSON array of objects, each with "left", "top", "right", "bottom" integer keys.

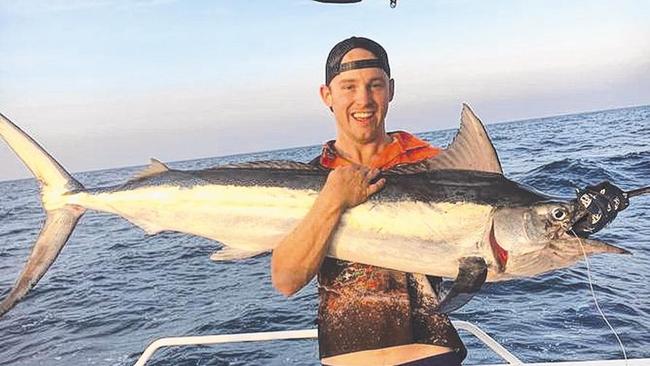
[{"left": 1, "top": 0, "right": 649, "bottom": 181}]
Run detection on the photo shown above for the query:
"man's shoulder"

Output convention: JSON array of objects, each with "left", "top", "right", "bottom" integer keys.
[{"left": 309, "top": 139, "right": 339, "bottom": 169}]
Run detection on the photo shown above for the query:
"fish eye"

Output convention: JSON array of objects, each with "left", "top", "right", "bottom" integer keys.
[{"left": 551, "top": 207, "right": 567, "bottom": 221}]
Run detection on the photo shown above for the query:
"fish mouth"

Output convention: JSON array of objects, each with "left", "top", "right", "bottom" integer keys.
[
  {"left": 546, "top": 225, "right": 631, "bottom": 258},
  {"left": 557, "top": 232, "right": 632, "bottom": 256}
]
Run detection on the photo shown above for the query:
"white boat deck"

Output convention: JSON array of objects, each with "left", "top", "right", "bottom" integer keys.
[{"left": 134, "top": 320, "right": 649, "bottom": 365}]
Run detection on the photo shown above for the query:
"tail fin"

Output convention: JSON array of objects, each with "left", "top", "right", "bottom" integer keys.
[{"left": 0, "top": 113, "right": 86, "bottom": 317}]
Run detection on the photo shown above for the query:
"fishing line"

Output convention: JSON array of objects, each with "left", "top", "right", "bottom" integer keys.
[{"left": 571, "top": 230, "right": 628, "bottom": 365}]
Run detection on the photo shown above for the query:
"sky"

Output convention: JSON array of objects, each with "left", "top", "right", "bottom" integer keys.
[{"left": 0, "top": 0, "right": 648, "bottom": 181}]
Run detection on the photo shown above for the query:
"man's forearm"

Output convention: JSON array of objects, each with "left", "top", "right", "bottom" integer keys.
[
  {"left": 271, "top": 190, "right": 343, "bottom": 296},
  {"left": 270, "top": 166, "right": 384, "bottom": 296}
]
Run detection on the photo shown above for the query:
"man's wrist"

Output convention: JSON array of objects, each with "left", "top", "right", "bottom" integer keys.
[{"left": 317, "top": 188, "right": 347, "bottom": 214}]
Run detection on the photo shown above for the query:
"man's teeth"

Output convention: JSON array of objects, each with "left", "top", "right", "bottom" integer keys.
[{"left": 352, "top": 112, "right": 374, "bottom": 119}]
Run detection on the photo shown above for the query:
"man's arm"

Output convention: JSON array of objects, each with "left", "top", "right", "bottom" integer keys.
[{"left": 271, "top": 165, "right": 385, "bottom": 296}]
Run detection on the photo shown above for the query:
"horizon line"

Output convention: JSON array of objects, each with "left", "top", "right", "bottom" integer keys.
[{"left": 1, "top": 102, "right": 647, "bottom": 184}]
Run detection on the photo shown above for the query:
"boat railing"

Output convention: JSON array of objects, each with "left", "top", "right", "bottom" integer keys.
[{"left": 133, "top": 320, "right": 648, "bottom": 366}]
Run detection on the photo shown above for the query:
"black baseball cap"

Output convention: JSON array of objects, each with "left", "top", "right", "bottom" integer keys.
[{"left": 325, "top": 36, "right": 391, "bottom": 85}]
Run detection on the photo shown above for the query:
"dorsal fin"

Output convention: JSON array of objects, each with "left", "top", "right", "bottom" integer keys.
[
  {"left": 426, "top": 103, "right": 502, "bottom": 174},
  {"left": 132, "top": 158, "right": 170, "bottom": 180},
  {"left": 386, "top": 104, "right": 502, "bottom": 175}
]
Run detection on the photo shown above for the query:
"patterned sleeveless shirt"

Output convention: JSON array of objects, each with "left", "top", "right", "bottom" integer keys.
[{"left": 309, "top": 131, "right": 467, "bottom": 359}]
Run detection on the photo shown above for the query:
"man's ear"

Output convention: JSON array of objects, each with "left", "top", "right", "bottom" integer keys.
[
  {"left": 319, "top": 84, "right": 333, "bottom": 111},
  {"left": 389, "top": 79, "right": 395, "bottom": 102}
]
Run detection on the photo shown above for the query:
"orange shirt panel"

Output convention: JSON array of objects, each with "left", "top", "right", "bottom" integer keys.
[{"left": 318, "top": 131, "right": 440, "bottom": 170}]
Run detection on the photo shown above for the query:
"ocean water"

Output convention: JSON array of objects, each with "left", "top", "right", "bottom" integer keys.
[{"left": 0, "top": 105, "right": 649, "bottom": 365}]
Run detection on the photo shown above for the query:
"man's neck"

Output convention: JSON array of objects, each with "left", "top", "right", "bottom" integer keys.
[{"left": 333, "top": 133, "right": 393, "bottom": 166}]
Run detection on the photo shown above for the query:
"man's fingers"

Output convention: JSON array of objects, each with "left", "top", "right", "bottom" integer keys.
[
  {"left": 366, "top": 168, "right": 381, "bottom": 181},
  {"left": 367, "top": 178, "right": 386, "bottom": 197}
]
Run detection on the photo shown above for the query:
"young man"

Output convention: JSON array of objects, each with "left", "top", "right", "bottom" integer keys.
[{"left": 271, "top": 37, "right": 466, "bottom": 366}]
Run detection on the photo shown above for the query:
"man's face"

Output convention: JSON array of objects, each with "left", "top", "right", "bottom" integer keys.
[{"left": 320, "top": 48, "right": 394, "bottom": 145}]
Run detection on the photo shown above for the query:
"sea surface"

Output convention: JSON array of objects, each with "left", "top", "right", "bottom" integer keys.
[{"left": 1, "top": 105, "right": 649, "bottom": 365}]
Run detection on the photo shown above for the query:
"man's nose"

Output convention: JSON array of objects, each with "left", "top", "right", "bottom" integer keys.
[{"left": 355, "top": 86, "right": 373, "bottom": 106}]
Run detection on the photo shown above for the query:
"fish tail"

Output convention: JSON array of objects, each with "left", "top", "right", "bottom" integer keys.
[{"left": 0, "top": 112, "right": 86, "bottom": 317}]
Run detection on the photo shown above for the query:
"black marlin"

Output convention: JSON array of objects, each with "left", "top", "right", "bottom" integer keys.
[{"left": 0, "top": 104, "right": 645, "bottom": 317}]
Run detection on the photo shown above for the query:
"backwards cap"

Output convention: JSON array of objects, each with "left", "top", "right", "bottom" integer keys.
[{"left": 325, "top": 36, "right": 391, "bottom": 85}]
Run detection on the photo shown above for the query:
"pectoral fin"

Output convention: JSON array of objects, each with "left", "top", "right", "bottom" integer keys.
[{"left": 436, "top": 256, "right": 488, "bottom": 313}]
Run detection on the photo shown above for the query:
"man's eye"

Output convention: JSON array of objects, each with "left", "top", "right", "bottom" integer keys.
[
  {"left": 371, "top": 83, "right": 384, "bottom": 89},
  {"left": 342, "top": 85, "right": 354, "bottom": 91}
]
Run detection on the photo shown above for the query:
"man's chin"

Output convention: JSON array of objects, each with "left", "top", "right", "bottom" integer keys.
[
  {"left": 352, "top": 132, "right": 382, "bottom": 145},
  {"left": 352, "top": 117, "right": 372, "bottom": 126}
]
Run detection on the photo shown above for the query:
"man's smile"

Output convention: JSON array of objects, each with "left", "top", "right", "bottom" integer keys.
[{"left": 351, "top": 111, "right": 376, "bottom": 123}]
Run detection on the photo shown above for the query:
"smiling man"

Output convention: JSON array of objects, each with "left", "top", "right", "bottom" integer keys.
[{"left": 271, "top": 37, "right": 466, "bottom": 366}]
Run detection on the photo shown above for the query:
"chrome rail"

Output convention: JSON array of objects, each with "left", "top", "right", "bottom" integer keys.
[
  {"left": 134, "top": 329, "right": 317, "bottom": 366},
  {"left": 454, "top": 321, "right": 523, "bottom": 364},
  {"left": 133, "top": 320, "right": 648, "bottom": 366}
]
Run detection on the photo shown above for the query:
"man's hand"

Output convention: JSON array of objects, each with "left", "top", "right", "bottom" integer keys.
[
  {"left": 271, "top": 165, "right": 386, "bottom": 297},
  {"left": 321, "top": 165, "right": 386, "bottom": 210}
]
